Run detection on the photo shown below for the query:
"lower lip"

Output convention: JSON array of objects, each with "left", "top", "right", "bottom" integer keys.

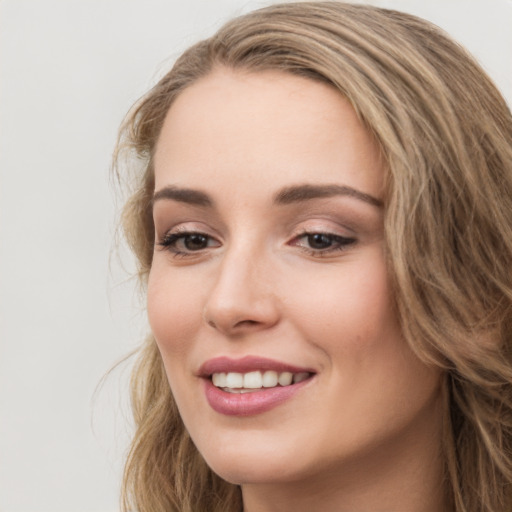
[{"left": 203, "top": 378, "right": 312, "bottom": 416}]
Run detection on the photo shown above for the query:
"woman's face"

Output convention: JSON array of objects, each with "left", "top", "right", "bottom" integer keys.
[{"left": 149, "top": 69, "right": 442, "bottom": 486}]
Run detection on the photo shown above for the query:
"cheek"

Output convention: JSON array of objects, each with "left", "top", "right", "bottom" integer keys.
[
  {"left": 147, "top": 264, "right": 203, "bottom": 357},
  {"left": 147, "top": 266, "right": 207, "bottom": 414},
  {"left": 286, "top": 255, "right": 440, "bottom": 446},
  {"left": 286, "top": 252, "right": 396, "bottom": 357}
]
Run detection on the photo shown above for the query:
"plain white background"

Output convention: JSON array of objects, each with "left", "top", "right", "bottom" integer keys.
[{"left": 0, "top": 1, "right": 511, "bottom": 511}]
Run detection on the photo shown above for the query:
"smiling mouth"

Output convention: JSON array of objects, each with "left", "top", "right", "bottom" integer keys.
[{"left": 211, "top": 370, "right": 313, "bottom": 393}]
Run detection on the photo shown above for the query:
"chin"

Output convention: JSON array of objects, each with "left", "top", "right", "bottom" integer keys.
[
  {"left": 198, "top": 439, "right": 305, "bottom": 485},
  {"left": 210, "top": 460, "right": 296, "bottom": 486}
]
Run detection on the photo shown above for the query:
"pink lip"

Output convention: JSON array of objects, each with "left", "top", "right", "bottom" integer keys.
[
  {"left": 198, "top": 355, "right": 314, "bottom": 376},
  {"left": 198, "top": 356, "right": 315, "bottom": 417}
]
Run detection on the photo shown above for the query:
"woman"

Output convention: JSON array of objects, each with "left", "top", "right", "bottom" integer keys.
[{"left": 114, "top": 2, "right": 512, "bottom": 511}]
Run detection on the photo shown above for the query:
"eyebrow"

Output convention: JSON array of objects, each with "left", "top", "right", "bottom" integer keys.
[
  {"left": 274, "top": 184, "right": 383, "bottom": 208},
  {"left": 152, "top": 183, "right": 383, "bottom": 209},
  {"left": 152, "top": 186, "right": 213, "bottom": 207}
]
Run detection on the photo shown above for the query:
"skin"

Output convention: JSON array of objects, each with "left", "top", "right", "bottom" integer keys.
[{"left": 149, "top": 69, "right": 447, "bottom": 512}]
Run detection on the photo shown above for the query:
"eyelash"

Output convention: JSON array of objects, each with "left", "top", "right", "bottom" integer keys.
[
  {"left": 157, "top": 230, "right": 356, "bottom": 258},
  {"left": 291, "top": 231, "right": 356, "bottom": 256},
  {"left": 158, "top": 231, "right": 218, "bottom": 257}
]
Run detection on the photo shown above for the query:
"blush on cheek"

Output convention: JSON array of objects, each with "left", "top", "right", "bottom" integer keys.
[{"left": 297, "top": 260, "right": 390, "bottom": 325}]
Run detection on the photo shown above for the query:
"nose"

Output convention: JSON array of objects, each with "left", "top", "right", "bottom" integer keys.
[{"left": 203, "top": 247, "right": 280, "bottom": 336}]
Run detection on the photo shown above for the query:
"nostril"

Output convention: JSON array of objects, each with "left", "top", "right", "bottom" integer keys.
[
  {"left": 207, "top": 315, "right": 259, "bottom": 327},
  {"left": 234, "top": 319, "right": 259, "bottom": 328}
]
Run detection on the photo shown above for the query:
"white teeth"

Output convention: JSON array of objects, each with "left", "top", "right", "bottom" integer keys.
[
  {"left": 225, "top": 372, "right": 243, "bottom": 388},
  {"left": 212, "top": 372, "right": 227, "bottom": 387},
  {"left": 243, "top": 371, "right": 262, "bottom": 388},
  {"left": 261, "top": 370, "right": 278, "bottom": 387},
  {"left": 211, "top": 370, "right": 311, "bottom": 391}
]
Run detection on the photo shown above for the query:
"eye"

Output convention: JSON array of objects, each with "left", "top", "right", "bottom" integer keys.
[
  {"left": 291, "top": 231, "right": 356, "bottom": 255},
  {"left": 158, "top": 231, "right": 220, "bottom": 256}
]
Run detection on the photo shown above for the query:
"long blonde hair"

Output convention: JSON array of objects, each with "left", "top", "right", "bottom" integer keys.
[{"left": 114, "top": 3, "right": 512, "bottom": 511}]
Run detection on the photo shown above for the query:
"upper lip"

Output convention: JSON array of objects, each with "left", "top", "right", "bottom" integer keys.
[{"left": 197, "top": 356, "right": 315, "bottom": 377}]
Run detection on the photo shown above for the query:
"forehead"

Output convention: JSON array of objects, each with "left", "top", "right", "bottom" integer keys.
[{"left": 153, "top": 68, "right": 384, "bottom": 198}]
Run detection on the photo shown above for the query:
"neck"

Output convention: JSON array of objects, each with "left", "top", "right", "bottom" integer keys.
[{"left": 241, "top": 394, "right": 449, "bottom": 512}]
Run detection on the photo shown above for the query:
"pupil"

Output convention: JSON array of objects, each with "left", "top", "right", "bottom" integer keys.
[
  {"left": 308, "top": 233, "right": 332, "bottom": 249},
  {"left": 185, "top": 234, "right": 207, "bottom": 250}
]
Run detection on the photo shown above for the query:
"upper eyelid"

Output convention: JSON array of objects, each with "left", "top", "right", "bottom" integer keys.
[
  {"left": 289, "top": 220, "right": 357, "bottom": 238},
  {"left": 157, "top": 222, "right": 222, "bottom": 240},
  {"left": 155, "top": 214, "right": 360, "bottom": 240},
  {"left": 293, "top": 230, "right": 355, "bottom": 239},
  {"left": 157, "top": 225, "right": 355, "bottom": 240}
]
